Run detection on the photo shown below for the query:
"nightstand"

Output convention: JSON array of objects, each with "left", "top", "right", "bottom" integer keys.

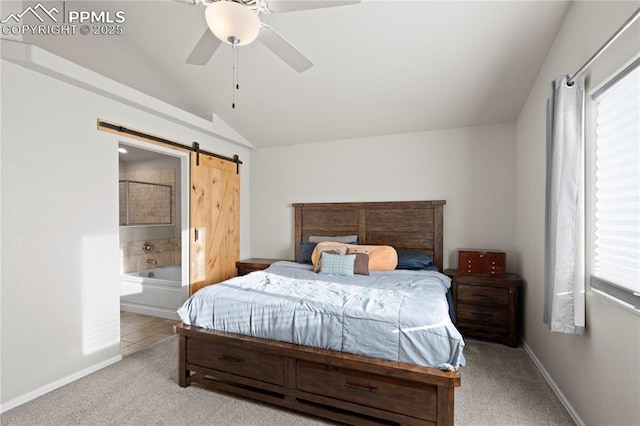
[
  {"left": 444, "top": 269, "right": 523, "bottom": 347},
  {"left": 236, "top": 258, "right": 286, "bottom": 276}
]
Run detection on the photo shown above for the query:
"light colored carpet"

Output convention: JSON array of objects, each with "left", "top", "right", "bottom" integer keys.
[
  {"left": 1, "top": 336, "right": 574, "bottom": 425},
  {"left": 456, "top": 340, "right": 574, "bottom": 425}
]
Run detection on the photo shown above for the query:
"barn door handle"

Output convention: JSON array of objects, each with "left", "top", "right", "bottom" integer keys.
[
  {"left": 345, "top": 382, "right": 377, "bottom": 393},
  {"left": 194, "top": 228, "right": 199, "bottom": 242}
]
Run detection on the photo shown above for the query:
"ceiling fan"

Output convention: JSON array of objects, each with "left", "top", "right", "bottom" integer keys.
[{"left": 179, "top": 0, "right": 361, "bottom": 72}]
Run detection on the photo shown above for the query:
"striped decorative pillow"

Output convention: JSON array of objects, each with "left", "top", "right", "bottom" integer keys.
[{"left": 319, "top": 253, "right": 356, "bottom": 277}]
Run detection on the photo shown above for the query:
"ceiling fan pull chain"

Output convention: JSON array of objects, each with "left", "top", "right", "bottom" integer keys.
[
  {"left": 232, "top": 44, "right": 237, "bottom": 109},
  {"left": 236, "top": 45, "right": 240, "bottom": 91}
]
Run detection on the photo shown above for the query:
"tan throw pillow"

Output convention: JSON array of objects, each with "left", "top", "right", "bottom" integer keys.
[
  {"left": 311, "top": 243, "right": 348, "bottom": 270},
  {"left": 312, "top": 242, "right": 398, "bottom": 271},
  {"left": 347, "top": 247, "right": 369, "bottom": 255},
  {"left": 365, "top": 245, "right": 398, "bottom": 271}
]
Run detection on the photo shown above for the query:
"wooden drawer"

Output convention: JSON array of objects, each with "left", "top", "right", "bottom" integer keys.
[
  {"left": 458, "top": 251, "right": 483, "bottom": 274},
  {"left": 457, "top": 284, "right": 509, "bottom": 307},
  {"left": 457, "top": 303, "right": 508, "bottom": 327},
  {"left": 482, "top": 252, "right": 506, "bottom": 276},
  {"left": 187, "top": 339, "right": 284, "bottom": 386},
  {"left": 456, "top": 322, "right": 508, "bottom": 342},
  {"left": 238, "top": 266, "right": 262, "bottom": 275},
  {"left": 237, "top": 258, "right": 284, "bottom": 276},
  {"left": 296, "top": 361, "right": 437, "bottom": 422}
]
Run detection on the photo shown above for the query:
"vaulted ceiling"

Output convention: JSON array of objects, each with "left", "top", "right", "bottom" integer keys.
[{"left": 22, "top": 0, "right": 570, "bottom": 147}]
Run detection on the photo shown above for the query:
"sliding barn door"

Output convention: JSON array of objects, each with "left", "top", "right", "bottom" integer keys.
[{"left": 190, "top": 153, "right": 240, "bottom": 295}]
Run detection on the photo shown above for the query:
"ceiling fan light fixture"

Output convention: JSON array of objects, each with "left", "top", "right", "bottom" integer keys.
[{"left": 205, "top": 1, "right": 261, "bottom": 46}]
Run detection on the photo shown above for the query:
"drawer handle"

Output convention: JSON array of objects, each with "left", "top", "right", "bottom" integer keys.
[
  {"left": 218, "top": 355, "right": 242, "bottom": 363},
  {"left": 345, "top": 382, "right": 377, "bottom": 393},
  {"left": 475, "top": 313, "right": 495, "bottom": 318}
]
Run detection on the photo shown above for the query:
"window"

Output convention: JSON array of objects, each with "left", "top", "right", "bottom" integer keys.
[{"left": 591, "top": 58, "right": 640, "bottom": 310}]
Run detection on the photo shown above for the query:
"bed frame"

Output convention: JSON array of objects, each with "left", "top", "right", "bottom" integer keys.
[{"left": 175, "top": 200, "right": 460, "bottom": 425}]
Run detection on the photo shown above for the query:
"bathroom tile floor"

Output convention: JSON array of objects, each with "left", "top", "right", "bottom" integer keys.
[{"left": 120, "top": 311, "right": 180, "bottom": 357}]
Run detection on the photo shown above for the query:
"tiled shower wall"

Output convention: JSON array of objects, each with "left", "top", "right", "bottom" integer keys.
[
  {"left": 120, "top": 237, "right": 181, "bottom": 273},
  {"left": 119, "top": 168, "right": 176, "bottom": 225}
]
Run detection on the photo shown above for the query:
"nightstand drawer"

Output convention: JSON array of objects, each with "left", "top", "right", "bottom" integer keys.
[
  {"left": 457, "top": 303, "right": 508, "bottom": 326},
  {"left": 456, "top": 322, "right": 508, "bottom": 342},
  {"left": 458, "top": 284, "right": 509, "bottom": 307},
  {"left": 238, "top": 266, "right": 263, "bottom": 275}
]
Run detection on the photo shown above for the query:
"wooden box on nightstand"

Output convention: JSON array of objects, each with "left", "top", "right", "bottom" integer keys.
[
  {"left": 236, "top": 258, "right": 286, "bottom": 276},
  {"left": 458, "top": 249, "right": 506, "bottom": 276},
  {"left": 445, "top": 269, "right": 523, "bottom": 347}
]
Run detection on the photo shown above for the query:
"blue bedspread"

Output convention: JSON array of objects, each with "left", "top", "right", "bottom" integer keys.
[{"left": 178, "top": 261, "right": 465, "bottom": 371}]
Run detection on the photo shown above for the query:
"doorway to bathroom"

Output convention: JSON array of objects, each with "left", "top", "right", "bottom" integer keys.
[{"left": 117, "top": 140, "right": 190, "bottom": 321}]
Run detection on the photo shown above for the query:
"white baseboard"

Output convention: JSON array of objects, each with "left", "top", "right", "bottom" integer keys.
[
  {"left": 120, "top": 303, "right": 180, "bottom": 320},
  {"left": 0, "top": 354, "right": 122, "bottom": 414},
  {"left": 521, "top": 339, "right": 585, "bottom": 426}
]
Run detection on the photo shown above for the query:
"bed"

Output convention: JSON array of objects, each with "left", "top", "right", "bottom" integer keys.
[{"left": 174, "top": 200, "right": 462, "bottom": 425}]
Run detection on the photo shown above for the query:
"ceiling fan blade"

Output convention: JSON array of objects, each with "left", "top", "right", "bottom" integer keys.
[
  {"left": 173, "top": 0, "right": 209, "bottom": 6},
  {"left": 258, "top": 24, "right": 313, "bottom": 72},
  {"left": 264, "top": 0, "right": 360, "bottom": 14},
  {"left": 186, "top": 29, "right": 221, "bottom": 65}
]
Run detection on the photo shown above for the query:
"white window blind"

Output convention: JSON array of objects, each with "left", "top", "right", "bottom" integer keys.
[{"left": 591, "top": 59, "right": 640, "bottom": 309}]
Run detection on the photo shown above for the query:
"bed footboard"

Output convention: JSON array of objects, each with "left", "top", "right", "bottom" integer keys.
[{"left": 175, "top": 323, "right": 460, "bottom": 425}]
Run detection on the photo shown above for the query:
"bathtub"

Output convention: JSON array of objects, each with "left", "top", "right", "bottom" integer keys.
[{"left": 120, "top": 265, "right": 184, "bottom": 320}]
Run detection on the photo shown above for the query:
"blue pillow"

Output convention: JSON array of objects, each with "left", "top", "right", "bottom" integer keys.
[
  {"left": 296, "top": 241, "right": 318, "bottom": 264},
  {"left": 396, "top": 251, "right": 434, "bottom": 270},
  {"left": 320, "top": 253, "right": 356, "bottom": 277}
]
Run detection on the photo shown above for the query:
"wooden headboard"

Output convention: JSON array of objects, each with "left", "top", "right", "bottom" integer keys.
[{"left": 293, "top": 200, "right": 445, "bottom": 271}]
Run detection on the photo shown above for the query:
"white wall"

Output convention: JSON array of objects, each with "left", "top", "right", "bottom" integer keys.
[
  {"left": 515, "top": 2, "right": 640, "bottom": 425},
  {"left": 0, "top": 56, "right": 251, "bottom": 408},
  {"left": 250, "top": 123, "right": 517, "bottom": 271}
]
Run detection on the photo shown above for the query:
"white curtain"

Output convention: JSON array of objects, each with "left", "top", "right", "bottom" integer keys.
[{"left": 544, "top": 74, "right": 586, "bottom": 335}]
